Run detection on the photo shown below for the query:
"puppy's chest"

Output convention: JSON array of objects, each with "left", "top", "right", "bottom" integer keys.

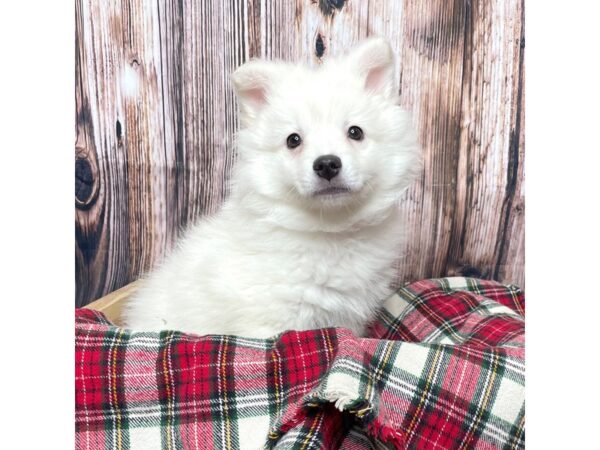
[{"left": 277, "top": 235, "right": 395, "bottom": 291}]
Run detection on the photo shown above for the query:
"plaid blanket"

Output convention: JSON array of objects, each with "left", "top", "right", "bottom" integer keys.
[{"left": 76, "top": 277, "right": 525, "bottom": 449}]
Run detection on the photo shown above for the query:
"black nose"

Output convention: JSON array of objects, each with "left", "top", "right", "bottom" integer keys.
[{"left": 313, "top": 155, "right": 342, "bottom": 181}]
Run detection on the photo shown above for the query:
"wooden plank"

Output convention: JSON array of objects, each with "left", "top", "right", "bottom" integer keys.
[
  {"left": 393, "top": 0, "right": 470, "bottom": 285},
  {"left": 84, "top": 280, "right": 140, "bottom": 325},
  {"left": 76, "top": 0, "right": 131, "bottom": 307},
  {"left": 75, "top": 0, "right": 525, "bottom": 307},
  {"left": 448, "top": 0, "right": 525, "bottom": 285}
]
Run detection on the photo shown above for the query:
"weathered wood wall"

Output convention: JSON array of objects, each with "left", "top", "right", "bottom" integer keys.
[{"left": 75, "top": 0, "right": 525, "bottom": 307}]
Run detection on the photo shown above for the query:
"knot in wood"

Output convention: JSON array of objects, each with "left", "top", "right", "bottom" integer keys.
[
  {"left": 318, "top": 0, "right": 345, "bottom": 17},
  {"left": 75, "top": 157, "right": 98, "bottom": 209}
]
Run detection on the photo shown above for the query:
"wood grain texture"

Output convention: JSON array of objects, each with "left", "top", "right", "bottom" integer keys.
[{"left": 75, "top": 0, "right": 525, "bottom": 307}]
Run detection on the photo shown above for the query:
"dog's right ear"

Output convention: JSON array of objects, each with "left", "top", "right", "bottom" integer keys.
[{"left": 231, "top": 60, "right": 279, "bottom": 125}]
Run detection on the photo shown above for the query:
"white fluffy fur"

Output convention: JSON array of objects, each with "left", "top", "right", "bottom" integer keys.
[{"left": 122, "top": 38, "right": 421, "bottom": 338}]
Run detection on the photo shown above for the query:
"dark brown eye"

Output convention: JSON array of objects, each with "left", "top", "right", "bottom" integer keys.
[
  {"left": 286, "top": 133, "right": 302, "bottom": 149},
  {"left": 348, "top": 126, "right": 364, "bottom": 141}
]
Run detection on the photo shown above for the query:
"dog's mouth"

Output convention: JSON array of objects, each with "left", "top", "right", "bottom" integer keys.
[{"left": 313, "top": 186, "right": 352, "bottom": 196}]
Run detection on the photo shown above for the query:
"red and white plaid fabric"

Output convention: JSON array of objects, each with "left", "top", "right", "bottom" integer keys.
[{"left": 76, "top": 277, "right": 525, "bottom": 449}]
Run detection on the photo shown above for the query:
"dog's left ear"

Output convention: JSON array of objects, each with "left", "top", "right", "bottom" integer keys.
[
  {"left": 231, "top": 60, "right": 280, "bottom": 125},
  {"left": 347, "top": 37, "right": 396, "bottom": 98}
]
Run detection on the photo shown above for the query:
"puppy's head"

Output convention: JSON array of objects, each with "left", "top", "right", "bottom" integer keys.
[{"left": 231, "top": 38, "right": 421, "bottom": 232}]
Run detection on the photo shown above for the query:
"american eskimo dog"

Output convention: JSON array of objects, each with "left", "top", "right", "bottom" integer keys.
[{"left": 123, "top": 38, "right": 421, "bottom": 338}]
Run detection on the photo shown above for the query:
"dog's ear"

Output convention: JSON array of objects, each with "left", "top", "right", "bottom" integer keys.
[
  {"left": 347, "top": 37, "right": 396, "bottom": 98},
  {"left": 231, "top": 60, "right": 279, "bottom": 125}
]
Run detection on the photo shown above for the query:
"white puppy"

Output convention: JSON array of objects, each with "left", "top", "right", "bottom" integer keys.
[{"left": 123, "top": 38, "right": 421, "bottom": 338}]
